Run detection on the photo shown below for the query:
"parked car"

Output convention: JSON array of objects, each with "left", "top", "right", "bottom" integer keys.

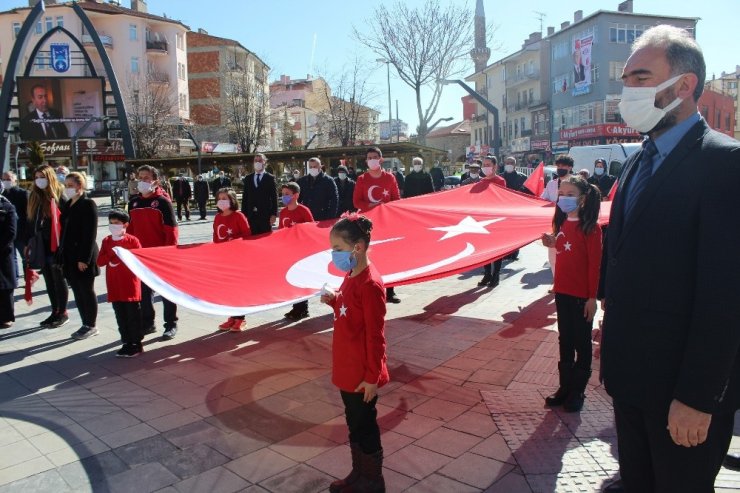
[{"left": 443, "top": 176, "right": 461, "bottom": 189}]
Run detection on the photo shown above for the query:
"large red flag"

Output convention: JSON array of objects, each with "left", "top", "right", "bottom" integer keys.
[
  {"left": 522, "top": 162, "right": 545, "bottom": 197},
  {"left": 116, "top": 182, "right": 612, "bottom": 316}
]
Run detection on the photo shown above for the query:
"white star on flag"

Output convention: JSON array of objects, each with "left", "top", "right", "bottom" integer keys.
[
  {"left": 382, "top": 189, "right": 389, "bottom": 197},
  {"left": 564, "top": 242, "right": 572, "bottom": 251},
  {"left": 339, "top": 304, "right": 348, "bottom": 317},
  {"left": 227, "top": 228, "right": 233, "bottom": 235},
  {"left": 430, "top": 216, "right": 505, "bottom": 241}
]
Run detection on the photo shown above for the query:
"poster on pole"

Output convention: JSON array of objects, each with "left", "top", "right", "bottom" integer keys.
[{"left": 572, "top": 34, "right": 593, "bottom": 96}]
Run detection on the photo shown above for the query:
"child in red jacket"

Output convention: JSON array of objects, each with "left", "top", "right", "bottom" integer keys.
[
  {"left": 96, "top": 209, "right": 143, "bottom": 358},
  {"left": 213, "top": 188, "right": 251, "bottom": 331},
  {"left": 541, "top": 175, "right": 602, "bottom": 412},
  {"left": 280, "top": 182, "right": 314, "bottom": 320},
  {"left": 321, "top": 212, "right": 388, "bottom": 493}
]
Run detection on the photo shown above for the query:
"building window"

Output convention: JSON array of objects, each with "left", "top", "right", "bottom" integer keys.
[
  {"left": 726, "top": 114, "right": 731, "bottom": 131},
  {"left": 591, "top": 63, "right": 599, "bottom": 83},
  {"left": 35, "top": 21, "right": 42, "bottom": 34},
  {"left": 56, "top": 16, "right": 64, "bottom": 28},
  {"left": 176, "top": 33, "right": 184, "bottom": 50},
  {"left": 528, "top": 88, "right": 535, "bottom": 104},
  {"left": 45, "top": 17, "right": 52, "bottom": 32},
  {"left": 131, "top": 57, "right": 139, "bottom": 74},
  {"left": 609, "top": 61, "right": 625, "bottom": 81},
  {"left": 179, "top": 93, "right": 189, "bottom": 111},
  {"left": 177, "top": 62, "right": 186, "bottom": 80},
  {"left": 716, "top": 109, "right": 721, "bottom": 127},
  {"left": 609, "top": 23, "right": 647, "bottom": 44},
  {"left": 12, "top": 22, "right": 20, "bottom": 39},
  {"left": 528, "top": 60, "right": 534, "bottom": 75},
  {"left": 129, "top": 24, "right": 137, "bottom": 41}
]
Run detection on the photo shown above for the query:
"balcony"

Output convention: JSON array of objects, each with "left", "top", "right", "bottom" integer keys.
[
  {"left": 148, "top": 71, "right": 170, "bottom": 85},
  {"left": 81, "top": 33, "right": 113, "bottom": 49},
  {"left": 505, "top": 69, "right": 540, "bottom": 88},
  {"left": 507, "top": 102, "right": 529, "bottom": 113},
  {"left": 146, "top": 33, "right": 168, "bottom": 54}
]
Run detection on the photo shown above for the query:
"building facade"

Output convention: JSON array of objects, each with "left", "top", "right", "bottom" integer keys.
[
  {"left": 697, "top": 86, "right": 735, "bottom": 138},
  {"left": 705, "top": 67, "right": 740, "bottom": 140},
  {"left": 379, "top": 119, "right": 409, "bottom": 142}
]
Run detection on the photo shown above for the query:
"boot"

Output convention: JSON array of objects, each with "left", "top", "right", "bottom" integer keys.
[
  {"left": 350, "top": 449, "right": 385, "bottom": 492},
  {"left": 329, "top": 443, "right": 361, "bottom": 493},
  {"left": 545, "top": 362, "right": 572, "bottom": 407},
  {"left": 563, "top": 367, "right": 591, "bottom": 413},
  {"left": 478, "top": 274, "right": 492, "bottom": 286}
]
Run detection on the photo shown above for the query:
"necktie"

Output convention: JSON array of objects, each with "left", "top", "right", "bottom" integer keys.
[
  {"left": 256, "top": 173, "right": 262, "bottom": 187},
  {"left": 624, "top": 139, "right": 658, "bottom": 219},
  {"left": 41, "top": 112, "right": 49, "bottom": 137}
]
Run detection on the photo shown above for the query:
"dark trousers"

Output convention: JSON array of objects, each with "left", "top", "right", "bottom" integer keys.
[
  {"left": 292, "top": 300, "right": 308, "bottom": 313},
  {"left": 176, "top": 200, "right": 190, "bottom": 220},
  {"left": 483, "top": 259, "right": 503, "bottom": 277},
  {"left": 554, "top": 293, "right": 592, "bottom": 371},
  {"left": 0, "top": 288, "right": 14, "bottom": 323},
  {"left": 341, "top": 390, "right": 382, "bottom": 454},
  {"left": 113, "top": 301, "right": 143, "bottom": 345},
  {"left": 197, "top": 200, "right": 207, "bottom": 219},
  {"left": 140, "top": 283, "right": 178, "bottom": 330},
  {"left": 41, "top": 259, "right": 68, "bottom": 314},
  {"left": 68, "top": 276, "right": 97, "bottom": 327},
  {"left": 247, "top": 213, "right": 272, "bottom": 235},
  {"left": 613, "top": 399, "right": 734, "bottom": 493}
]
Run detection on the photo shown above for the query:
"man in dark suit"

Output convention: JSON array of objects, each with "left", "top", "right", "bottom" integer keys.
[
  {"left": 172, "top": 175, "right": 192, "bottom": 221},
  {"left": 599, "top": 25, "right": 740, "bottom": 493},
  {"left": 19, "top": 84, "right": 69, "bottom": 140},
  {"left": 193, "top": 175, "right": 210, "bottom": 220},
  {"left": 2, "top": 171, "right": 28, "bottom": 278},
  {"left": 297, "top": 157, "right": 338, "bottom": 220},
  {"left": 241, "top": 153, "right": 277, "bottom": 234},
  {"left": 210, "top": 171, "right": 231, "bottom": 198}
]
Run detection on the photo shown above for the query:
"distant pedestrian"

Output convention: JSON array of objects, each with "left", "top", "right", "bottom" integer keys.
[
  {"left": 501, "top": 157, "right": 527, "bottom": 191},
  {"left": 173, "top": 174, "right": 192, "bottom": 221},
  {"left": 588, "top": 158, "right": 616, "bottom": 198},
  {"left": 0, "top": 195, "right": 17, "bottom": 329},
  {"left": 473, "top": 159, "right": 507, "bottom": 288},
  {"left": 541, "top": 175, "right": 602, "bottom": 412},
  {"left": 280, "top": 182, "right": 315, "bottom": 321},
  {"left": 193, "top": 175, "right": 210, "bottom": 220},
  {"left": 97, "top": 209, "right": 144, "bottom": 357},
  {"left": 429, "top": 163, "right": 445, "bottom": 191},
  {"left": 211, "top": 171, "right": 231, "bottom": 198},
  {"left": 241, "top": 154, "right": 278, "bottom": 235},
  {"left": 2, "top": 170, "right": 28, "bottom": 277},
  {"left": 213, "top": 188, "right": 251, "bottom": 332},
  {"left": 335, "top": 165, "right": 357, "bottom": 214},
  {"left": 403, "top": 157, "right": 434, "bottom": 198},
  {"left": 322, "top": 213, "right": 388, "bottom": 493},
  {"left": 392, "top": 166, "right": 405, "bottom": 194},
  {"left": 297, "top": 157, "right": 339, "bottom": 220}
]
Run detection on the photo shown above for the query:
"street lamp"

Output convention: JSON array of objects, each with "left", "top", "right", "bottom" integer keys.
[
  {"left": 71, "top": 116, "right": 109, "bottom": 170},
  {"left": 438, "top": 78, "right": 501, "bottom": 158},
  {"left": 178, "top": 123, "right": 201, "bottom": 176},
  {"left": 428, "top": 117, "right": 454, "bottom": 133},
  {"left": 376, "top": 58, "right": 392, "bottom": 142}
]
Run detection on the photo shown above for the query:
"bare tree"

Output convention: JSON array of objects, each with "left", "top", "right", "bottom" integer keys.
[
  {"left": 317, "top": 60, "right": 379, "bottom": 147},
  {"left": 354, "top": 0, "right": 491, "bottom": 144},
  {"left": 279, "top": 108, "right": 300, "bottom": 151},
  {"left": 124, "top": 73, "right": 177, "bottom": 159}
]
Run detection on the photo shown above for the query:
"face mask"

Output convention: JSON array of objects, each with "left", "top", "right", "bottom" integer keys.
[
  {"left": 618, "top": 73, "right": 685, "bottom": 133},
  {"left": 469, "top": 172, "right": 479, "bottom": 179},
  {"left": 482, "top": 167, "right": 494, "bottom": 176},
  {"left": 557, "top": 196, "right": 580, "bottom": 213},
  {"left": 137, "top": 181, "right": 153, "bottom": 194},
  {"left": 504, "top": 165, "right": 515, "bottom": 173},
  {"left": 216, "top": 199, "right": 231, "bottom": 211},
  {"left": 308, "top": 168, "right": 320, "bottom": 177},
  {"left": 281, "top": 195, "right": 293, "bottom": 206},
  {"left": 56, "top": 174, "right": 66, "bottom": 182},
  {"left": 338, "top": 172, "right": 347, "bottom": 180},
  {"left": 35, "top": 178, "right": 49, "bottom": 189},
  {"left": 594, "top": 167, "right": 605, "bottom": 176},
  {"left": 63, "top": 187, "right": 78, "bottom": 200},
  {"left": 556, "top": 168, "right": 570, "bottom": 178},
  {"left": 293, "top": 172, "right": 300, "bottom": 178},
  {"left": 254, "top": 161, "right": 264, "bottom": 171},
  {"left": 332, "top": 250, "right": 357, "bottom": 272},
  {"left": 367, "top": 159, "right": 381, "bottom": 171},
  {"left": 413, "top": 165, "right": 422, "bottom": 172},
  {"left": 109, "top": 224, "right": 125, "bottom": 238}
]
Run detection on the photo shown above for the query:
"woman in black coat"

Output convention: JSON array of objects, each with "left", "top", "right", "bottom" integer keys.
[
  {"left": 60, "top": 172, "right": 100, "bottom": 340},
  {"left": 0, "top": 195, "right": 17, "bottom": 328}
]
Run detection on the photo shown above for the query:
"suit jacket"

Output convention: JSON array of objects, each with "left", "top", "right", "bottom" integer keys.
[
  {"left": 241, "top": 172, "right": 277, "bottom": 220},
  {"left": 194, "top": 180, "right": 209, "bottom": 202},
  {"left": 600, "top": 119, "right": 740, "bottom": 415},
  {"left": 172, "top": 179, "right": 192, "bottom": 201},
  {"left": 20, "top": 108, "right": 69, "bottom": 140},
  {"left": 0, "top": 196, "right": 17, "bottom": 290},
  {"left": 297, "top": 172, "right": 338, "bottom": 220},
  {"left": 210, "top": 177, "right": 231, "bottom": 197},
  {"left": 59, "top": 194, "right": 99, "bottom": 279},
  {"left": 1, "top": 186, "right": 28, "bottom": 239}
]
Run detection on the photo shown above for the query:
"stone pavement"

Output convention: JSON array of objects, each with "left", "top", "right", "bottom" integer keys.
[{"left": 1, "top": 201, "right": 739, "bottom": 492}]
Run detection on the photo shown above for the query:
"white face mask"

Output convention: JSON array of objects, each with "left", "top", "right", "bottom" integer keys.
[
  {"left": 413, "top": 165, "right": 422, "bottom": 172},
  {"left": 504, "top": 164, "right": 515, "bottom": 173},
  {"left": 482, "top": 167, "right": 494, "bottom": 177},
  {"left": 35, "top": 178, "right": 49, "bottom": 189},
  {"left": 109, "top": 224, "right": 125, "bottom": 238},
  {"left": 594, "top": 167, "right": 605, "bottom": 176},
  {"left": 308, "top": 168, "right": 320, "bottom": 177},
  {"left": 217, "top": 199, "right": 231, "bottom": 211},
  {"left": 338, "top": 172, "right": 347, "bottom": 180},
  {"left": 254, "top": 161, "right": 264, "bottom": 171},
  {"left": 618, "top": 73, "right": 685, "bottom": 133},
  {"left": 293, "top": 172, "right": 300, "bottom": 178},
  {"left": 367, "top": 159, "right": 381, "bottom": 171},
  {"left": 137, "top": 181, "right": 153, "bottom": 194},
  {"left": 1, "top": 180, "right": 11, "bottom": 190},
  {"left": 63, "top": 187, "right": 78, "bottom": 200},
  {"left": 469, "top": 172, "right": 479, "bottom": 179}
]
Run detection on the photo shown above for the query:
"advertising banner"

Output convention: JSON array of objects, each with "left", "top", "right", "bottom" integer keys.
[{"left": 572, "top": 35, "right": 593, "bottom": 97}]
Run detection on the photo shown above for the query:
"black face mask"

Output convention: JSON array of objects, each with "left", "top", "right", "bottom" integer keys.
[{"left": 556, "top": 168, "right": 570, "bottom": 178}]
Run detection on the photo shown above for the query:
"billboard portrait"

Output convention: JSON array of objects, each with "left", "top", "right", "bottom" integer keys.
[
  {"left": 572, "top": 35, "right": 593, "bottom": 96},
  {"left": 17, "top": 76, "right": 105, "bottom": 141}
]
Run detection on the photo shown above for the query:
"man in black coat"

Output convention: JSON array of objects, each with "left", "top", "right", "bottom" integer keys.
[
  {"left": 172, "top": 175, "right": 192, "bottom": 221},
  {"left": 392, "top": 166, "right": 405, "bottom": 195},
  {"left": 0, "top": 195, "right": 17, "bottom": 328},
  {"left": 403, "top": 157, "right": 435, "bottom": 198},
  {"left": 211, "top": 171, "right": 231, "bottom": 198},
  {"left": 193, "top": 175, "right": 210, "bottom": 220},
  {"left": 2, "top": 171, "right": 28, "bottom": 277},
  {"left": 297, "top": 157, "right": 338, "bottom": 220},
  {"left": 241, "top": 154, "right": 278, "bottom": 234},
  {"left": 429, "top": 164, "right": 445, "bottom": 192},
  {"left": 599, "top": 26, "right": 740, "bottom": 493},
  {"left": 500, "top": 157, "right": 527, "bottom": 191},
  {"left": 334, "top": 165, "right": 356, "bottom": 214}
]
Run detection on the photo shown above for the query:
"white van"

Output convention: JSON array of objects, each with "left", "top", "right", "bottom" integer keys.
[{"left": 568, "top": 143, "right": 641, "bottom": 178}]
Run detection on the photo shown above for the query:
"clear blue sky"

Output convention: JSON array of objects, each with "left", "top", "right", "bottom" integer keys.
[{"left": 3, "top": 0, "right": 734, "bottom": 133}]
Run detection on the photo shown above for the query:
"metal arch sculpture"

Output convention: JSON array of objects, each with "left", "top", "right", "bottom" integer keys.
[{"left": 0, "top": 0, "right": 136, "bottom": 173}]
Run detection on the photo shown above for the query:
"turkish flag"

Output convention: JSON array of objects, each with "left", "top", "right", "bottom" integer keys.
[
  {"left": 522, "top": 162, "right": 545, "bottom": 197},
  {"left": 116, "top": 181, "right": 612, "bottom": 316}
]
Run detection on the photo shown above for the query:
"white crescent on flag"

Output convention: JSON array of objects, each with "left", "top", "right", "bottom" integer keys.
[
  {"left": 115, "top": 181, "right": 612, "bottom": 316},
  {"left": 367, "top": 185, "right": 383, "bottom": 203},
  {"left": 216, "top": 224, "right": 228, "bottom": 241}
]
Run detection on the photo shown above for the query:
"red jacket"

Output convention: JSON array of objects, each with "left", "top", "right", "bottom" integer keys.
[
  {"left": 352, "top": 171, "right": 400, "bottom": 212},
  {"left": 553, "top": 218, "right": 603, "bottom": 299},
  {"left": 279, "top": 204, "right": 314, "bottom": 229},
  {"left": 127, "top": 188, "right": 178, "bottom": 248},
  {"left": 213, "top": 211, "right": 251, "bottom": 243},
  {"left": 329, "top": 263, "right": 389, "bottom": 392},
  {"left": 97, "top": 234, "right": 142, "bottom": 302}
]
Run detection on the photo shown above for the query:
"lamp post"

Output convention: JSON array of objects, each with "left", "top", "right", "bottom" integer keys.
[
  {"left": 71, "top": 116, "right": 108, "bottom": 170},
  {"left": 376, "top": 58, "right": 392, "bottom": 142},
  {"left": 178, "top": 124, "right": 201, "bottom": 176},
  {"left": 428, "top": 116, "right": 454, "bottom": 133},
  {"left": 438, "top": 79, "right": 500, "bottom": 158}
]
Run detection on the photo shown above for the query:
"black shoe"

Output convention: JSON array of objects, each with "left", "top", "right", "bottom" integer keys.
[
  {"left": 49, "top": 313, "right": 69, "bottom": 328},
  {"left": 478, "top": 275, "right": 492, "bottom": 286},
  {"left": 602, "top": 478, "right": 624, "bottom": 492},
  {"left": 545, "top": 362, "right": 572, "bottom": 407},
  {"left": 39, "top": 314, "right": 56, "bottom": 328},
  {"left": 386, "top": 294, "right": 401, "bottom": 304},
  {"left": 143, "top": 326, "right": 156, "bottom": 335},
  {"left": 488, "top": 275, "right": 500, "bottom": 288},
  {"left": 116, "top": 344, "right": 131, "bottom": 358},
  {"left": 286, "top": 310, "right": 309, "bottom": 320},
  {"left": 71, "top": 325, "right": 99, "bottom": 340},
  {"left": 284, "top": 308, "right": 298, "bottom": 319},
  {"left": 162, "top": 327, "right": 178, "bottom": 340},
  {"left": 120, "top": 343, "right": 143, "bottom": 358},
  {"left": 724, "top": 453, "right": 740, "bottom": 471}
]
